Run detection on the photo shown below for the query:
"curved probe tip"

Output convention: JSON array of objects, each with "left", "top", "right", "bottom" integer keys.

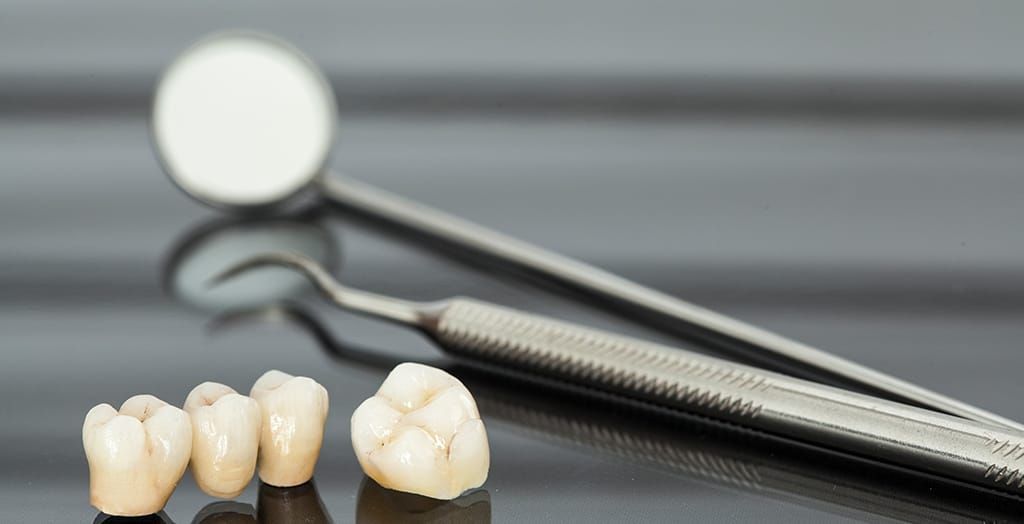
[{"left": 206, "top": 251, "right": 423, "bottom": 325}]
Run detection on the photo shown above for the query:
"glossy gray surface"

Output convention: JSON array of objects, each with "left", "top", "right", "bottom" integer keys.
[{"left": 5, "top": 2, "right": 1024, "bottom": 522}]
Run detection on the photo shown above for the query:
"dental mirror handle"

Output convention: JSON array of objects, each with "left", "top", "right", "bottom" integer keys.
[
  {"left": 319, "top": 173, "right": 1023, "bottom": 432},
  {"left": 419, "top": 297, "right": 1024, "bottom": 497}
]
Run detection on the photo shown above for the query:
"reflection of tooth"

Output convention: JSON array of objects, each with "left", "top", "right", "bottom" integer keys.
[
  {"left": 249, "top": 370, "right": 330, "bottom": 487},
  {"left": 83, "top": 395, "right": 192, "bottom": 516},
  {"left": 351, "top": 363, "right": 490, "bottom": 500},
  {"left": 257, "top": 479, "right": 331, "bottom": 523},
  {"left": 184, "top": 382, "right": 261, "bottom": 498}
]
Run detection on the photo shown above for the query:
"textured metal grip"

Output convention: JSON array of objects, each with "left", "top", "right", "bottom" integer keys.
[
  {"left": 433, "top": 299, "right": 1024, "bottom": 496},
  {"left": 437, "top": 300, "right": 770, "bottom": 420}
]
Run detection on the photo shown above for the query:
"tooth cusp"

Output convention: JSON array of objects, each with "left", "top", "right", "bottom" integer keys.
[
  {"left": 351, "top": 363, "right": 490, "bottom": 500},
  {"left": 82, "top": 395, "right": 192, "bottom": 516}
]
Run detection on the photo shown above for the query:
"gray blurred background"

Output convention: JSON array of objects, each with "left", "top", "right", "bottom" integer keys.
[{"left": 3, "top": 2, "right": 1024, "bottom": 522}]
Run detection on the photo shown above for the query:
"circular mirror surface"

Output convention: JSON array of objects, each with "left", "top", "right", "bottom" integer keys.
[{"left": 152, "top": 33, "right": 336, "bottom": 208}]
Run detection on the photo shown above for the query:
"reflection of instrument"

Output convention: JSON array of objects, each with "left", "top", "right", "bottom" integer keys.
[
  {"left": 475, "top": 379, "right": 1024, "bottom": 524},
  {"left": 162, "top": 212, "right": 335, "bottom": 311},
  {"left": 214, "top": 252, "right": 1024, "bottom": 498},
  {"left": 211, "top": 303, "right": 1024, "bottom": 523},
  {"left": 151, "top": 32, "right": 1020, "bottom": 430}
]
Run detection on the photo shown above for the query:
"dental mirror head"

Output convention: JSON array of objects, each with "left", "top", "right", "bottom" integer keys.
[{"left": 152, "top": 32, "right": 336, "bottom": 210}]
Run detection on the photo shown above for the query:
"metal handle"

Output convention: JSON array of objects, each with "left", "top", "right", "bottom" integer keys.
[
  {"left": 431, "top": 298, "right": 1024, "bottom": 496},
  {"left": 320, "top": 173, "right": 1022, "bottom": 432}
]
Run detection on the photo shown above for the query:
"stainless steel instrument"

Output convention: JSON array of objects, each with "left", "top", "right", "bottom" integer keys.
[
  {"left": 152, "top": 32, "right": 1021, "bottom": 431},
  {"left": 214, "top": 252, "right": 1024, "bottom": 497}
]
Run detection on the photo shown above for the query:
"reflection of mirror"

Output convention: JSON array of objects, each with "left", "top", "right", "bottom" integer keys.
[
  {"left": 94, "top": 512, "right": 174, "bottom": 524},
  {"left": 257, "top": 480, "right": 332, "bottom": 524},
  {"left": 356, "top": 477, "right": 491, "bottom": 524},
  {"left": 213, "top": 303, "right": 1024, "bottom": 523},
  {"left": 162, "top": 211, "right": 336, "bottom": 311},
  {"left": 191, "top": 501, "right": 256, "bottom": 524}
]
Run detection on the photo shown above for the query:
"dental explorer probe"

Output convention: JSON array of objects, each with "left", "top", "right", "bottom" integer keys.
[
  {"left": 214, "top": 252, "right": 1024, "bottom": 496},
  {"left": 154, "top": 32, "right": 1020, "bottom": 431}
]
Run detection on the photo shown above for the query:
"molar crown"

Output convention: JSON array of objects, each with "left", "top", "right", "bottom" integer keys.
[
  {"left": 351, "top": 362, "right": 490, "bottom": 500},
  {"left": 82, "top": 394, "right": 193, "bottom": 517}
]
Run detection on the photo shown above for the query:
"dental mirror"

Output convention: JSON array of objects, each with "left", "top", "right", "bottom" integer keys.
[{"left": 152, "top": 32, "right": 335, "bottom": 210}]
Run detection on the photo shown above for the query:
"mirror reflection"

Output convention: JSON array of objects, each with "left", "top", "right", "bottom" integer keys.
[
  {"left": 191, "top": 501, "right": 256, "bottom": 523},
  {"left": 356, "top": 477, "right": 491, "bottom": 524},
  {"left": 256, "top": 480, "right": 332, "bottom": 524},
  {"left": 94, "top": 512, "right": 174, "bottom": 524},
  {"left": 162, "top": 211, "right": 335, "bottom": 312},
  {"left": 92, "top": 476, "right": 496, "bottom": 524},
  {"left": 94, "top": 482, "right": 333, "bottom": 524}
]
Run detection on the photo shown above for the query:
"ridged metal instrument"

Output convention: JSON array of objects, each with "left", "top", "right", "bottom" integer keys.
[{"left": 214, "top": 252, "right": 1024, "bottom": 497}]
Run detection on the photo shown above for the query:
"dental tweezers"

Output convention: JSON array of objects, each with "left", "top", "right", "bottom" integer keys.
[{"left": 215, "top": 252, "right": 1024, "bottom": 497}]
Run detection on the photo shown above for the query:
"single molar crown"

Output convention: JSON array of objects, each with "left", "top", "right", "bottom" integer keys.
[
  {"left": 184, "top": 382, "right": 262, "bottom": 498},
  {"left": 350, "top": 362, "right": 490, "bottom": 500},
  {"left": 250, "top": 370, "right": 330, "bottom": 487},
  {"left": 82, "top": 394, "right": 193, "bottom": 516}
]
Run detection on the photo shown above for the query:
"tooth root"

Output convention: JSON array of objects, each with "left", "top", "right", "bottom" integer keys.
[
  {"left": 184, "top": 382, "right": 262, "bottom": 498},
  {"left": 250, "top": 370, "right": 330, "bottom": 487},
  {"left": 83, "top": 395, "right": 192, "bottom": 517},
  {"left": 351, "top": 362, "right": 490, "bottom": 500}
]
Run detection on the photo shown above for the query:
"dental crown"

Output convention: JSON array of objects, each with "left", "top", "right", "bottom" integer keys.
[{"left": 351, "top": 362, "right": 490, "bottom": 500}]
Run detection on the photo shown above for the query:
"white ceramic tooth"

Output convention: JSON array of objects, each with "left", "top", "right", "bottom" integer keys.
[
  {"left": 82, "top": 394, "right": 192, "bottom": 516},
  {"left": 351, "top": 362, "right": 490, "bottom": 500},
  {"left": 249, "top": 370, "right": 330, "bottom": 487},
  {"left": 184, "top": 382, "right": 262, "bottom": 498}
]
